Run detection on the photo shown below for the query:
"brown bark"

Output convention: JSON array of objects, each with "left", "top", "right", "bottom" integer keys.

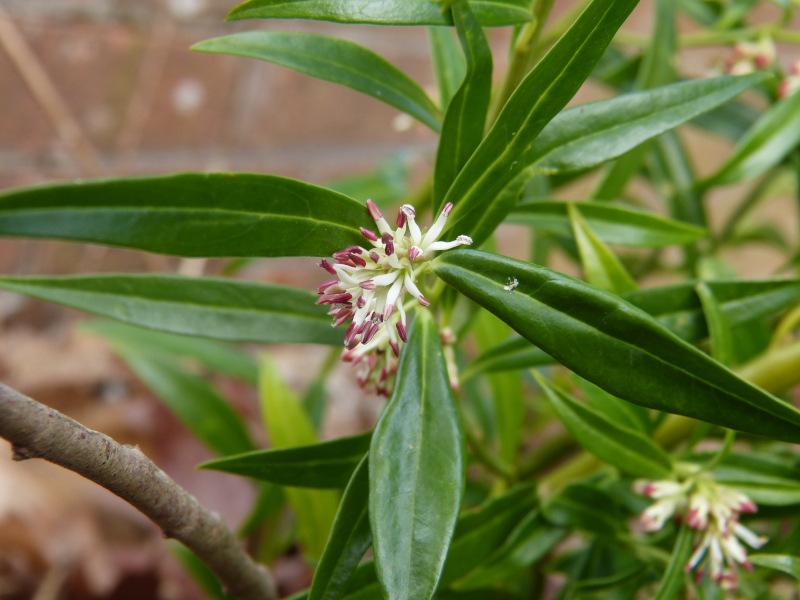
[{"left": 0, "top": 383, "right": 277, "bottom": 600}]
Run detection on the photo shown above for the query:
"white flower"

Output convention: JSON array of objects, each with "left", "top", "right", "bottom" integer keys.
[
  {"left": 316, "top": 199, "right": 472, "bottom": 394},
  {"left": 725, "top": 37, "right": 776, "bottom": 75},
  {"left": 633, "top": 473, "right": 767, "bottom": 590},
  {"left": 779, "top": 59, "right": 800, "bottom": 98}
]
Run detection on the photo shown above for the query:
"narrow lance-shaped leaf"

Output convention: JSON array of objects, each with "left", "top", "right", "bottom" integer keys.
[
  {"left": 696, "top": 282, "right": 735, "bottom": 367},
  {"left": 443, "top": 0, "right": 642, "bottom": 243},
  {"left": 703, "top": 86, "right": 800, "bottom": 187},
  {"left": 0, "top": 172, "right": 372, "bottom": 258},
  {"left": 309, "top": 456, "right": 372, "bottom": 600},
  {"left": 82, "top": 320, "right": 259, "bottom": 385},
  {"left": 193, "top": 32, "right": 440, "bottom": 132},
  {"left": 569, "top": 204, "right": 637, "bottom": 295},
  {"left": 431, "top": 249, "right": 800, "bottom": 443},
  {"left": 749, "top": 555, "right": 800, "bottom": 579},
  {"left": 111, "top": 343, "right": 255, "bottom": 457},
  {"left": 226, "top": 0, "right": 533, "bottom": 26},
  {"left": 0, "top": 274, "right": 343, "bottom": 345},
  {"left": 652, "top": 524, "right": 694, "bottom": 600},
  {"left": 370, "top": 309, "right": 465, "bottom": 600},
  {"left": 533, "top": 372, "right": 672, "bottom": 478},
  {"left": 506, "top": 200, "right": 707, "bottom": 248},
  {"left": 427, "top": 27, "right": 465, "bottom": 110},
  {"left": 260, "top": 355, "right": 339, "bottom": 560},
  {"left": 433, "top": 0, "right": 492, "bottom": 211},
  {"left": 200, "top": 432, "right": 372, "bottom": 489}
]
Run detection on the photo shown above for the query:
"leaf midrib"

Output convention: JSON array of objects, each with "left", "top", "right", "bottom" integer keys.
[{"left": 441, "top": 261, "right": 798, "bottom": 423}]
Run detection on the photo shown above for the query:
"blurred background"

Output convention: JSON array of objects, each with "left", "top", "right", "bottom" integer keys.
[{"left": 0, "top": 0, "right": 798, "bottom": 598}]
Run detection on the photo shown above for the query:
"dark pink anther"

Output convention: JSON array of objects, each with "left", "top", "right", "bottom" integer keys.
[
  {"left": 350, "top": 254, "right": 367, "bottom": 267},
  {"left": 367, "top": 199, "right": 383, "bottom": 221},
  {"left": 385, "top": 240, "right": 394, "bottom": 256},
  {"left": 319, "top": 259, "right": 337, "bottom": 275},
  {"left": 396, "top": 210, "right": 406, "bottom": 228},
  {"left": 360, "top": 227, "right": 378, "bottom": 242},
  {"left": 408, "top": 246, "right": 421, "bottom": 261},
  {"left": 317, "top": 280, "right": 338, "bottom": 294},
  {"left": 396, "top": 321, "right": 408, "bottom": 343},
  {"left": 417, "top": 295, "right": 430, "bottom": 307},
  {"left": 369, "top": 251, "right": 380, "bottom": 263},
  {"left": 382, "top": 304, "right": 394, "bottom": 321},
  {"left": 442, "top": 202, "right": 454, "bottom": 216},
  {"left": 381, "top": 232, "right": 393, "bottom": 244},
  {"left": 357, "top": 296, "right": 366, "bottom": 308},
  {"left": 389, "top": 341, "right": 400, "bottom": 357},
  {"left": 344, "top": 246, "right": 362, "bottom": 254},
  {"left": 360, "top": 280, "right": 376, "bottom": 290}
]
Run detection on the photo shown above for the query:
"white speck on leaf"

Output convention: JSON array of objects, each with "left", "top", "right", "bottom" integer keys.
[{"left": 504, "top": 277, "right": 519, "bottom": 292}]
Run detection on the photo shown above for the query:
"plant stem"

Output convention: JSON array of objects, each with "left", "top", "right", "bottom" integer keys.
[
  {"left": 456, "top": 401, "right": 515, "bottom": 482},
  {"left": 0, "top": 383, "right": 277, "bottom": 600}
]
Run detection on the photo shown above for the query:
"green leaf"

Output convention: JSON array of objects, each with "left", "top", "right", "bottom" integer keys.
[
  {"left": 703, "top": 88, "right": 800, "bottom": 187},
  {"left": 572, "top": 375, "right": 651, "bottom": 433},
  {"left": 289, "top": 485, "right": 538, "bottom": 600},
  {"left": 111, "top": 344, "right": 255, "bottom": 456},
  {"left": 0, "top": 274, "right": 343, "bottom": 345},
  {"left": 526, "top": 74, "right": 768, "bottom": 177},
  {"left": 533, "top": 372, "right": 672, "bottom": 478},
  {"left": 200, "top": 432, "right": 372, "bottom": 488},
  {"left": 443, "top": 0, "right": 641, "bottom": 243},
  {"left": 226, "top": 0, "right": 533, "bottom": 26},
  {"left": 695, "top": 282, "right": 735, "bottom": 366},
  {"left": 652, "top": 524, "right": 693, "bottom": 600},
  {"left": 542, "top": 484, "right": 626, "bottom": 535},
  {"left": 310, "top": 456, "right": 372, "bottom": 600},
  {"left": 193, "top": 32, "right": 440, "bottom": 132},
  {"left": 0, "top": 172, "right": 371, "bottom": 258},
  {"left": 569, "top": 204, "right": 637, "bottom": 295},
  {"left": 427, "top": 27, "right": 465, "bottom": 110},
  {"left": 453, "top": 510, "right": 567, "bottom": 589},
  {"left": 433, "top": 0, "right": 492, "bottom": 211},
  {"left": 82, "top": 320, "right": 258, "bottom": 385},
  {"left": 370, "top": 309, "right": 465, "bottom": 600},
  {"left": 749, "top": 554, "right": 800, "bottom": 579},
  {"left": 624, "top": 278, "right": 800, "bottom": 343},
  {"left": 506, "top": 201, "right": 707, "bottom": 248},
  {"left": 461, "top": 336, "right": 554, "bottom": 380},
  {"left": 648, "top": 131, "right": 706, "bottom": 230},
  {"left": 260, "top": 355, "right": 339, "bottom": 560},
  {"left": 431, "top": 249, "right": 800, "bottom": 443}
]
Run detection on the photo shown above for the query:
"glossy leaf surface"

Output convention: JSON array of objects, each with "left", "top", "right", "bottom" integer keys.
[
  {"left": 507, "top": 200, "right": 707, "bottom": 248},
  {"left": 433, "top": 0, "right": 492, "bottom": 210},
  {"left": 194, "top": 32, "right": 440, "bottom": 132},
  {"left": 443, "top": 0, "right": 641, "bottom": 242},
  {"left": 0, "top": 173, "right": 371, "bottom": 257},
  {"left": 569, "top": 204, "right": 637, "bottom": 295},
  {"left": 226, "top": 0, "right": 533, "bottom": 26},
  {"left": 370, "top": 309, "right": 465, "bottom": 600},
  {"left": 704, "top": 88, "right": 800, "bottom": 187},
  {"left": 82, "top": 320, "right": 258, "bottom": 385},
  {"left": 309, "top": 457, "right": 372, "bottom": 600},
  {"left": 112, "top": 344, "right": 255, "bottom": 456},
  {"left": 696, "top": 282, "right": 735, "bottom": 366},
  {"left": 534, "top": 373, "right": 672, "bottom": 478},
  {"left": 542, "top": 485, "right": 625, "bottom": 535},
  {"left": 526, "top": 74, "right": 767, "bottom": 176},
  {"left": 432, "top": 249, "right": 800, "bottom": 443},
  {"left": 200, "top": 432, "right": 372, "bottom": 488},
  {"left": 0, "top": 274, "right": 342, "bottom": 345}
]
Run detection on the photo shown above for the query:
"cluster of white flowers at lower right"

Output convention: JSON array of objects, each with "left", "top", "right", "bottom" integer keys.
[{"left": 633, "top": 470, "right": 767, "bottom": 590}]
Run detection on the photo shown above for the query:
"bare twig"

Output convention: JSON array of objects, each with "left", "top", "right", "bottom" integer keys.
[
  {"left": 0, "top": 5, "right": 103, "bottom": 177},
  {"left": 0, "top": 383, "right": 277, "bottom": 600}
]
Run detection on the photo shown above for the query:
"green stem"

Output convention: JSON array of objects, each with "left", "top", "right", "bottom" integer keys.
[
  {"left": 700, "top": 429, "right": 735, "bottom": 473},
  {"left": 458, "top": 402, "right": 515, "bottom": 482}
]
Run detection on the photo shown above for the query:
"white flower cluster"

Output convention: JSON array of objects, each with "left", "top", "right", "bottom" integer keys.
[
  {"left": 316, "top": 200, "right": 472, "bottom": 395},
  {"left": 634, "top": 473, "right": 767, "bottom": 590},
  {"left": 779, "top": 60, "right": 800, "bottom": 98},
  {"left": 725, "top": 37, "right": 776, "bottom": 75}
]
